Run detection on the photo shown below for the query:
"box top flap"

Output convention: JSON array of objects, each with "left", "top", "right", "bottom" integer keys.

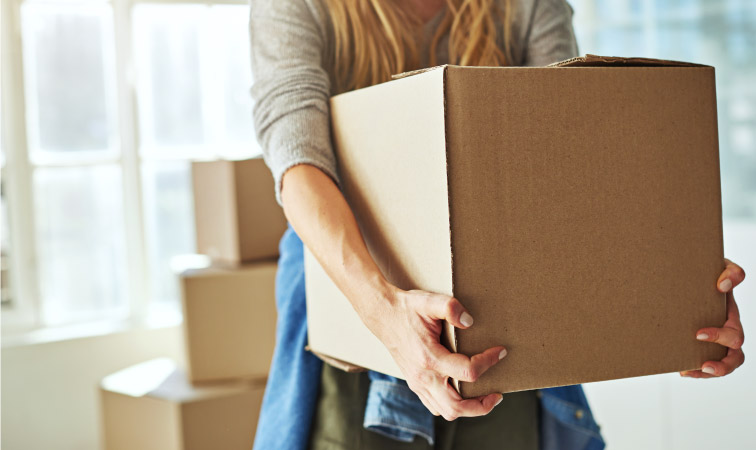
[
  {"left": 391, "top": 64, "right": 447, "bottom": 80},
  {"left": 549, "top": 54, "right": 708, "bottom": 68},
  {"left": 101, "top": 358, "right": 264, "bottom": 401},
  {"left": 390, "top": 55, "right": 707, "bottom": 81}
]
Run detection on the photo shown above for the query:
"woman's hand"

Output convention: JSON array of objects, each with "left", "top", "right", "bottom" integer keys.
[
  {"left": 680, "top": 258, "right": 746, "bottom": 378},
  {"left": 281, "top": 165, "right": 505, "bottom": 421},
  {"left": 367, "top": 287, "right": 507, "bottom": 421}
]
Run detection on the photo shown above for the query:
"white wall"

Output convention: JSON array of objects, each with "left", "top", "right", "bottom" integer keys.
[
  {"left": 1, "top": 325, "right": 185, "bottom": 450},
  {"left": 583, "top": 222, "right": 756, "bottom": 449}
]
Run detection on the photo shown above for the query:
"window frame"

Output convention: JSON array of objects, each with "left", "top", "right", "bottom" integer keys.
[{"left": 1, "top": 0, "right": 250, "bottom": 338}]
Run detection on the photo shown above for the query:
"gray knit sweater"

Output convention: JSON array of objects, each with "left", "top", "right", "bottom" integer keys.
[{"left": 248, "top": 0, "right": 579, "bottom": 204}]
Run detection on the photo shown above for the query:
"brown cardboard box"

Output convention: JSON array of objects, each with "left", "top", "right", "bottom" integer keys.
[
  {"left": 100, "top": 358, "right": 265, "bottom": 450},
  {"left": 192, "top": 157, "right": 286, "bottom": 263},
  {"left": 305, "top": 55, "right": 727, "bottom": 398},
  {"left": 179, "top": 261, "right": 277, "bottom": 383}
]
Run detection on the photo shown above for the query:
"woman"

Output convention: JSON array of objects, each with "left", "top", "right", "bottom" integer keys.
[{"left": 247, "top": 0, "right": 748, "bottom": 448}]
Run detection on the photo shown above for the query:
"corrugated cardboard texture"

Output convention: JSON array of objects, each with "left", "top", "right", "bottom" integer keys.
[
  {"left": 305, "top": 68, "right": 453, "bottom": 375},
  {"left": 234, "top": 159, "right": 288, "bottom": 261},
  {"left": 180, "top": 262, "right": 277, "bottom": 383},
  {"left": 192, "top": 161, "right": 239, "bottom": 261},
  {"left": 331, "top": 68, "right": 453, "bottom": 293},
  {"left": 102, "top": 391, "right": 180, "bottom": 450},
  {"left": 101, "top": 363, "right": 265, "bottom": 450},
  {"left": 445, "top": 65, "right": 725, "bottom": 397},
  {"left": 305, "top": 248, "right": 402, "bottom": 377},
  {"left": 306, "top": 58, "right": 726, "bottom": 398},
  {"left": 549, "top": 54, "right": 705, "bottom": 68},
  {"left": 192, "top": 157, "right": 286, "bottom": 263}
]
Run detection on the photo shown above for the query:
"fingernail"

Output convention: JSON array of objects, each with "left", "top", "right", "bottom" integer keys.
[
  {"left": 719, "top": 279, "right": 732, "bottom": 292},
  {"left": 494, "top": 395, "right": 503, "bottom": 407},
  {"left": 460, "top": 312, "right": 474, "bottom": 327},
  {"left": 498, "top": 348, "right": 508, "bottom": 360},
  {"left": 702, "top": 366, "right": 716, "bottom": 375},
  {"left": 696, "top": 333, "right": 709, "bottom": 340}
]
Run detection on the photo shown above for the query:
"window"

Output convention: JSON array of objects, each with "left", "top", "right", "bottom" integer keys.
[
  {"left": 3, "top": 0, "right": 753, "bottom": 335},
  {"left": 570, "top": 0, "right": 756, "bottom": 220},
  {"left": 2, "top": 0, "right": 259, "bottom": 333}
]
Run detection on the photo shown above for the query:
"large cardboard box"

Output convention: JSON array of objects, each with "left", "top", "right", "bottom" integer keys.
[
  {"left": 305, "top": 55, "right": 727, "bottom": 398},
  {"left": 192, "top": 157, "right": 287, "bottom": 263},
  {"left": 100, "top": 358, "right": 265, "bottom": 450},
  {"left": 179, "top": 261, "right": 277, "bottom": 383}
]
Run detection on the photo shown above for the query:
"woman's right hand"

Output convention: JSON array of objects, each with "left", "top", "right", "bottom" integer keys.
[
  {"left": 281, "top": 164, "right": 506, "bottom": 421},
  {"left": 366, "top": 285, "right": 508, "bottom": 421}
]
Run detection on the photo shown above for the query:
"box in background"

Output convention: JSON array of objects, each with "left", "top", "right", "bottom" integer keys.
[
  {"left": 100, "top": 358, "right": 265, "bottom": 450},
  {"left": 306, "top": 55, "right": 726, "bottom": 398},
  {"left": 179, "top": 261, "right": 277, "bottom": 383},
  {"left": 192, "top": 157, "right": 287, "bottom": 264}
]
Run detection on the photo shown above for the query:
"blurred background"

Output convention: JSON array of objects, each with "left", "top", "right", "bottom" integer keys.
[{"left": 1, "top": 0, "right": 754, "bottom": 449}]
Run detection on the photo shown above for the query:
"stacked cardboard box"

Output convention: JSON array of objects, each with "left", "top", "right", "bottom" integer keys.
[
  {"left": 100, "top": 359, "right": 266, "bottom": 450},
  {"left": 101, "top": 157, "right": 285, "bottom": 449},
  {"left": 179, "top": 262, "right": 277, "bottom": 383}
]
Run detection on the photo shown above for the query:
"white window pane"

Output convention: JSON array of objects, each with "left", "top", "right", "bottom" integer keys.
[
  {"left": 141, "top": 161, "right": 195, "bottom": 308},
  {"left": 209, "top": 5, "right": 261, "bottom": 158},
  {"left": 133, "top": 4, "right": 261, "bottom": 159},
  {"left": 20, "top": 2, "right": 118, "bottom": 160},
  {"left": 34, "top": 165, "right": 128, "bottom": 325},
  {"left": 133, "top": 4, "right": 206, "bottom": 153}
]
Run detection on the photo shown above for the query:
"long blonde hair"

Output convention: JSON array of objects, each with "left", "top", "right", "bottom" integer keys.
[{"left": 325, "top": 0, "right": 513, "bottom": 91}]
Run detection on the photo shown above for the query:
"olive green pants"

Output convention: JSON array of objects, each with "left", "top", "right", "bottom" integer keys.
[{"left": 308, "top": 363, "right": 540, "bottom": 450}]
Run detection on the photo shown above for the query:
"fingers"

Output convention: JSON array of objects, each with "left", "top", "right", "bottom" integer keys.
[
  {"left": 696, "top": 325, "right": 744, "bottom": 350},
  {"left": 429, "top": 343, "right": 507, "bottom": 382},
  {"left": 420, "top": 293, "right": 474, "bottom": 329},
  {"left": 701, "top": 348, "right": 746, "bottom": 376},
  {"left": 724, "top": 291, "right": 742, "bottom": 324},
  {"left": 434, "top": 382, "right": 503, "bottom": 421},
  {"left": 422, "top": 345, "right": 506, "bottom": 421},
  {"left": 415, "top": 390, "right": 440, "bottom": 416},
  {"left": 681, "top": 348, "right": 746, "bottom": 378},
  {"left": 679, "top": 369, "right": 716, "bottom": 379},
  {"left": 400, "top": 290, "right": 508, "bottom": 421},
  {"left": 718, "top": 258, "right": 746, "bottom": 292},
  {"left": 412, "top": 377, "right": 503, "bottom": 420}
]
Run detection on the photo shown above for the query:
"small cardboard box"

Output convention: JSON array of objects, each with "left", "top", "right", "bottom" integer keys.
[
  {"left": 192, "top": 157, "right": 286, "bottom": 263},
  {"left": 100, "top": 358, "right": 265, "bottom": 450},
  {"left": 179, "top": 261, "right": 277, "bottom": 383},
  {"left": 305, "top": 55, "right": 727, "bottom": 398}
]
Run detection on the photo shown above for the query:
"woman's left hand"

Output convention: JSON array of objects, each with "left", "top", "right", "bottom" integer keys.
[{"left": 680, "top": 258, "right": 746, "bottom": 378}]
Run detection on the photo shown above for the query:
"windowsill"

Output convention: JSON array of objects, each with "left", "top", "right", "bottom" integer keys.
[{"left": 1, "top": 309, "right": 183, "bottom": 349}]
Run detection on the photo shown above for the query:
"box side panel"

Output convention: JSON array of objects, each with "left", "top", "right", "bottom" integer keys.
[
  {"left": 305, "top": 69, "right": 452, "bottom": 376},
  {"left": 445, "top": 66, "right": 725, "bottom": 397},
  {"left": 180, "top": 263, "right": 277, "bottom": 382},
  {"left": 192, "top": 161, "right": 240, "bottom": 262},
  {"left": 235, "top": 158, "right": 288, "bottom": 261},
  {"left": 101, "top": 390, "right": 180, "bottom": 450},
  {"left": 305, "top": 248, "right": 403, "bottom": 377},
  {"left": 332, "top": 69, "right": 453, "bottom": 294},
  {"left": 181, "top": 386, "right": 265, "bottom": 450}
]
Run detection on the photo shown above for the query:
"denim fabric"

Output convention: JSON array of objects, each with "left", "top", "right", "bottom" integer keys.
[
  {"left": 364, "top": 371, "right": 435, "bottom": 445},
  {"left": 253, "top": 224, "right": 606, "bottom": 450},
  {"left": 252, "top": 226, "right": 323, "bottom": 450}
]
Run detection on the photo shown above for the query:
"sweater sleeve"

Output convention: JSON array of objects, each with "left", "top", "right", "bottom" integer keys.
[
  {"left": 248, "top": 0, "right": 339, "bottom": 205},
  {"left": 522, "top": 0, "right": 580, "bottom": 66}
]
